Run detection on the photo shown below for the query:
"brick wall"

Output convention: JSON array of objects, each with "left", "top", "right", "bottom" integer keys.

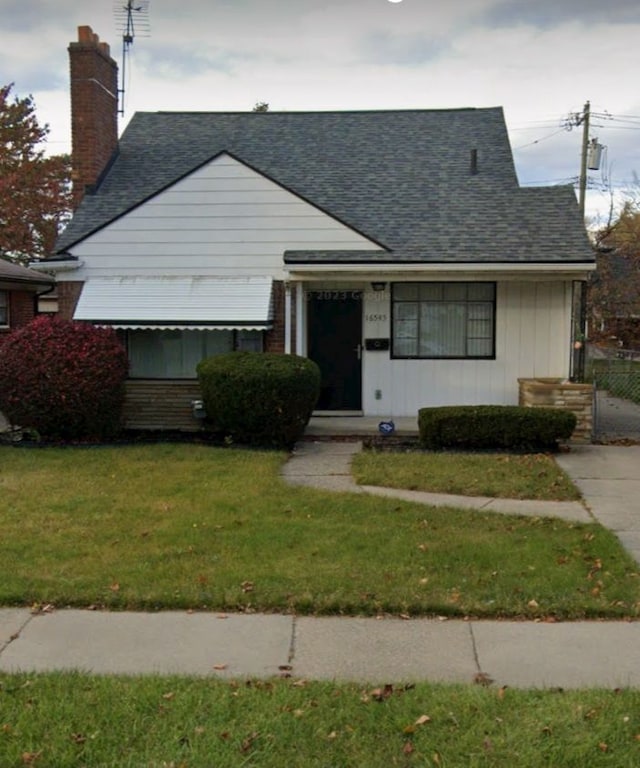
[
  {"left": 518, "top": 378, "right": 593, "bottom": 443},
  {"left": 68, "top": 26, "right": 118, "bottom": 208},
  {"left": 124, "top": 380, "right": 204, "bottom": 431},
  {"left": 265, "top": 280, "right": 285, "bottom": 353},
  {"left": 263, "top": 281, "right": 300, "bottom": 354},
  {"left": 56, "top": 282, "right": 84, "bottom": 320},
  {"left": 9, "top": 292, "right": 37, "bottom": 329}
]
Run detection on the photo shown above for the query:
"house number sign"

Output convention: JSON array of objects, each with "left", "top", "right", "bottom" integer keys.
[{"left": 365, "top": 313, "right": 387, "bottom": 322}]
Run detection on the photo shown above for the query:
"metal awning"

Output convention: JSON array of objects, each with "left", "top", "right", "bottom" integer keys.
[{"left": 73, "top": 276, "right": 274, "bottom": 330}]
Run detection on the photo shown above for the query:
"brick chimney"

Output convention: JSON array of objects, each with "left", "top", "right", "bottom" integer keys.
[{"left": 68, "top": 26, "right": 118, "bottom": 208}]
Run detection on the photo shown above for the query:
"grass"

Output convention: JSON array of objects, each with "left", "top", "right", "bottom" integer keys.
[
  {"left": 1, "top": 443, "right": 639, "bottom": 619},
  {"left": 351, "top": 451, "right": 581, "bottom": 501},
  {"left": 1, "top": 672, "right": 640, "bottom": 766}
]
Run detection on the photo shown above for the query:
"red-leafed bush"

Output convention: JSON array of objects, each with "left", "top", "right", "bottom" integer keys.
[{"left": 0, "top": 316, "right": 129, "bottom": 440}]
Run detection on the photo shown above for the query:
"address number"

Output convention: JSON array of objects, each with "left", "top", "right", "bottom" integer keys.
[{"left": 365, "top": 314, "right": 387, "bottom": 322}]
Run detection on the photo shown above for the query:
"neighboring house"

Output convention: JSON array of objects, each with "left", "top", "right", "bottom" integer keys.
[
  {"left": 37, "top": 27, "right": 595, "bottom": 430},
  {"left": 0, "top": 258, "right": 54, "bottom": 338}
]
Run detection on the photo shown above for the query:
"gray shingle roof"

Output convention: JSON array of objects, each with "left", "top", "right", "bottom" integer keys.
[{"left": 56, "top": 107, "right": 594, "bottom": 264}]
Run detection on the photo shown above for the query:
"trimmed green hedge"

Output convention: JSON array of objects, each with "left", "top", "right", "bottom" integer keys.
[
  {"left": 418, "top": 405, "right": 577, "bottom": 452},
  {"left": 197, "top": 352, "right": 320, "bottom": 449}
]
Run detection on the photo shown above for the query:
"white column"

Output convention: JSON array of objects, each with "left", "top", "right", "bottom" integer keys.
[
  {"left": 284, "top": 281, "right": 292, "bottom": 354},
  {"left": 296, "top": 282, "right": 304, "bottom": 355}
]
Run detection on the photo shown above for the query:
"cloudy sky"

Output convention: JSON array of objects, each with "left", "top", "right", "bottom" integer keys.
[{"left": 4, "top": 0, "right": 640, "bottom": 225}]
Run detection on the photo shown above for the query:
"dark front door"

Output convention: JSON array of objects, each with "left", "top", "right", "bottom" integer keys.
[{"left": 307, "top": 290, "right": 362, "bottom": 411}]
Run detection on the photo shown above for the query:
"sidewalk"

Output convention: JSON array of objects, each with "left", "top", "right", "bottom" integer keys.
[
  {"left": 2, "top": 608, "right": 640, "bottom": 689},
  {"left": 1, "top": 441, "right": 639, "bottom": 689}
]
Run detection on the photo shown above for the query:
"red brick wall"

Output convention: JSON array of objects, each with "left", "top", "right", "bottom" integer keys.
[
  {"left": 0, "top": 291, "right": 37, "bottom": 338},
  {"left": 263, "top": 281, "right": 301, "bottom": 355},
  {"left": 56, "top": 282, "right": 84, "bottom": 320},
  {"left": 68, "top": 26, "right": 118, "bottom": 209}
]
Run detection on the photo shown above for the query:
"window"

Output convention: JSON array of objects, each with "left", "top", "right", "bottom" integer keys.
[
  {"left": 392, "top": 282, "right": 495, "bottom": 359},
  {"left": 127, "top": 329, "right": 264, "bottom": 378},
  {"left": 0, "top": 291, "right": 7, "bottom": 326}
]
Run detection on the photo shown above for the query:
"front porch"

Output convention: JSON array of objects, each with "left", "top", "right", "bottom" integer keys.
[{"left": 305, "top": 415, "right": 419, "bottom": 439}]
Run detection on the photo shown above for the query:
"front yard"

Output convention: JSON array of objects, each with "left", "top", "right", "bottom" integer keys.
[
  {"left": 2, "top": 672, "right": 640, "bottom": 767},
  {"left": 1, "top": 443, "right": 639, "bottom": 619}
]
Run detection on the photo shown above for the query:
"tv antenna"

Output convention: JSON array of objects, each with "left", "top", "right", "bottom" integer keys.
[{"left": 114, "top": 0, "right": 151, "bottom": 116}]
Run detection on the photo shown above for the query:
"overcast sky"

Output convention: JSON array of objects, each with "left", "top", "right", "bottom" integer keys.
[{"left": 4, "top": 0, "right": 640, "bottom": 225}]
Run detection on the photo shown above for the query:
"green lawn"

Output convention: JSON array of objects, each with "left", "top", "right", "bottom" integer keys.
[
  {"left": 1, "top": 443, "right": 639, "bottom": 618},
  {"left": 352, "top": 450, "right": 581, "bottom": 501},
  {"left": 1, "top": 672, "right": 639, "bottom": 767}
]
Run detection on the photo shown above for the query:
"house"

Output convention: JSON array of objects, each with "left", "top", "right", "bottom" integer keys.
[
  {"left": 38, "top": 26, "right": 595, "bottom": 431},
  {"left": 0, "top": 258, "right": 54, "bottom": 337}
]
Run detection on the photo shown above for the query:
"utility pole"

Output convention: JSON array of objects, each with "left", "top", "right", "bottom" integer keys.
[
  {"left": 565, "top": 101, "right": 592, "bottom": 218},
  {"left": 578, "top": 100, "right": 590, "bottom": 218}
]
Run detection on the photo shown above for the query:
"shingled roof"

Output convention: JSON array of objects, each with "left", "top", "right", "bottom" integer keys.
[
  {"left": 0, "top": 258, "right": 54, "bottom": 291},
  {"left": 56, "top": 107, "right": 594, "bottom": 264}
]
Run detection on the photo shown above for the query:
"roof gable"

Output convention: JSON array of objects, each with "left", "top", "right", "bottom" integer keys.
[{"left": 56, "top": 107, "right": 594, "bottom": 264}]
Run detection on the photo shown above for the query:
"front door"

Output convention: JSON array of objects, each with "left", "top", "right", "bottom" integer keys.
[{"left": 307, "top": 290, "right": 362, "bottom": 411}]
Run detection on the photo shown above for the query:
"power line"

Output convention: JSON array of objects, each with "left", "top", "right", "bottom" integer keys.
[{"left": 512, "top": 127, "right": 567, "bottom": 150}]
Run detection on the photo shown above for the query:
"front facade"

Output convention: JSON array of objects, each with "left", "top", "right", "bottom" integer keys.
[{"left": 39, "top": 28, "right": 595, "bottom": 430}]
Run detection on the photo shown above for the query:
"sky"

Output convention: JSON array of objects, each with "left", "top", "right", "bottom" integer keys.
[{"left": 4, "top": 0, "right": 640, "bottom": 226}]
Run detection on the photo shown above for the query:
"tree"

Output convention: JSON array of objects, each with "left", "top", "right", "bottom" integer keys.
[
  {"left": 589, "top": 200, "right": 640, "bottom": 347},
  {"left": 0, "top": 83, "right": 72, "bottom": 264},
  {"left": 252, "top": 101, "right": 269, "bottom": 112}
]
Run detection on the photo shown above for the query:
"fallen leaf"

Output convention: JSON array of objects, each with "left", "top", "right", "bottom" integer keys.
[
  {"left": 162, "top": 692, "right": 175, "bottom": 701},
  {"left": 212, "top": 664, "right": 228, "bottom": 671},
  {"left": 598, "top": 742, "right": 608, "bottom": 752},
  {"left": 498, "top": 686, "right": 508, "bottom": 700},
  {"left": 399, "top": 613, "right": 411, "bottom": 620},
  {"left": 327, "top": 731, "right": 338, "bottom": 740},
  {"left": 279, "top": 664, "right": 293, "bottom": 671},
  {"left": 402, "top": 741, "right": 415, "bottom": 755},
  {"left": 217, "top": 614, "right": 228, "bottom": 619},
  {"left": 21, "top": 753, "right": 42, "bottom": 765},
  {"left": 240, "top": 732, "right": 259, "bottom": 753},
  {"left": 241, "top": 581, "right": 255, "bottom": 593},
  {"left": 109, "top": 583, "right": 120, "bottom": 593},
  {"left": 474, "top": 673, "right": 493, "bottom": 686},
  {"left": 70, "top": 733, "right": 86, "bottom": 745},
  {"left": 527, "top": 599, "right": 539, "bottom": 609},
  {"left": 194, "top": 726, "right": 205, "bottom": 735},
  {"left": 371, "top": 684, "right": 394, "bottom": 701},
  {"left": 292, "top": 679, "right": 308, "bottom": 687},
  {"left": 483, "top": 737, "right": 493, "bottom": 751},
  {"left": 415, "top": 714, "right": 432, "bottom": 725}
]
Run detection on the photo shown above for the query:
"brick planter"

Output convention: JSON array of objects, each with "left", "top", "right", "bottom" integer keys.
[{"left": 518, "top": 378, "right": 593, "bottom": 443}]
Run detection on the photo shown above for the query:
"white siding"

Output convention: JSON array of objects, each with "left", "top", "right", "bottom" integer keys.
[
  {"left": 361, "top": 280, "right": 572, "bottom": 417},
  {"left": 60, "top": 154, "right": 378, "bottom": 281}
]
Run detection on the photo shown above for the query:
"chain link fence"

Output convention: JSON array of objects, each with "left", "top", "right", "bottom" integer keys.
[{"left": 586, "top": 345, "right": 640, "bottom": 441}]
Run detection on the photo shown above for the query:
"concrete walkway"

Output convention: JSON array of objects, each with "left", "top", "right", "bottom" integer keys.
[
  {"left": 1, "top": 441, "right": 639, "bottom": 689},
  {"left": 1, "top": 607, "right": 640, "bottom": 689},
  {"left": 283, "top": 441, "right": 593, "bottom": 523}
]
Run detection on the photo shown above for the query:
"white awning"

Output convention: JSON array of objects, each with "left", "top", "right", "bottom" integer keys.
[{"left": 73, "top": 276, "right": 274, "bottom": 331}]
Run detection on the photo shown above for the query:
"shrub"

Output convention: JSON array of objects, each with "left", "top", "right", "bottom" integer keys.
[
  {"left": 418, "top": 405, "right": 577, "bottom": 452},
  {"left": 197, "top": 352, "right": 320, "bottom": 449},
  {"left": 0, "top": 316, "right": 129, "bottom": 441}
]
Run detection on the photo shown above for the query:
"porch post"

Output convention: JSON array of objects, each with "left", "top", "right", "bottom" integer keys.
[
  {"left": 284, "top": 281, "right": 292, "bottom": 354},
  {"left": 296, "top": 282, "right": 304, "bottom": 355}
]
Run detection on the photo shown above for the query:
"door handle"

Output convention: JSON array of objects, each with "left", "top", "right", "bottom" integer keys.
[{"left": 354, "top": 343, "right": 362, "bottom": 360}]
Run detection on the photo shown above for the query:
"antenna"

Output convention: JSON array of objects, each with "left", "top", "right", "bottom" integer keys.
[{"left": 114, "top": 0, "right": 151, "bottom": 116}]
